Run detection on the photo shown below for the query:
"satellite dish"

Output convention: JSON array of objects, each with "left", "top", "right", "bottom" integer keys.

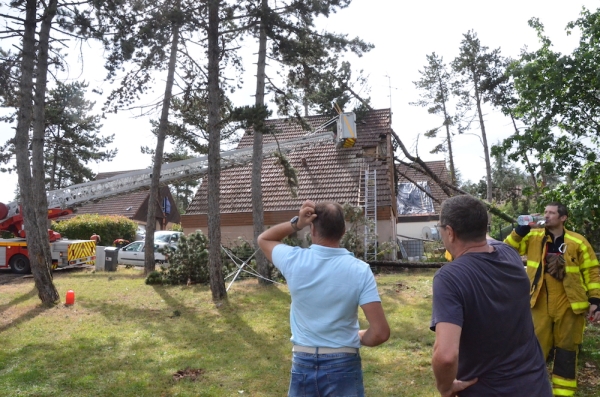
[{"left": 422, "top": 226, "right": 440, "bottom": 241}]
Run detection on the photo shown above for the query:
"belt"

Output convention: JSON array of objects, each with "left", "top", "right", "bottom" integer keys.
[{"left": 292, "top": 345, "right": 358, "bottom": 354}]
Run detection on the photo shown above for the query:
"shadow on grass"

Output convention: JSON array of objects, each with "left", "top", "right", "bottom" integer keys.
[
  {"left": 38, "top": 282, "right": 292, "bottom": 395},
  {"left": 0, "top": 286, "right": 37, "bottom": 314},
  {"left": 0, "top": 303, "right": 50, "bottom": 334}
]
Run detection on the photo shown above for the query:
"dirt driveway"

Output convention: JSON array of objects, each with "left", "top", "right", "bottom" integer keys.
[
  {"left": 0, "top": 270, "right": 28, "bottom": 285},
  {"left": 0, "top": 266, "right": 93, "bottom": 285}
]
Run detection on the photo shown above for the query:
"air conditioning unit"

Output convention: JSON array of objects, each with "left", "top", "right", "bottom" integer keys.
[{"left": 422, "top": 226, "right": 440, "bottom": 241}]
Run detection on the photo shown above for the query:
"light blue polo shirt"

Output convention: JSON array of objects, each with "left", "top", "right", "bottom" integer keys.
[{"left": 272, "top": 243, "right": 381, "bottom": 349}]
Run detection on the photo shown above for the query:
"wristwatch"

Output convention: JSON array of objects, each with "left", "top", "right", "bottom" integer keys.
[{"left": 290, "top": 216, "right": 301, "bottom": 231}]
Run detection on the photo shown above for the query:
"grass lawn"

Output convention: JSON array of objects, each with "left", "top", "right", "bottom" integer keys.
[{"left": 1, "top": 268, "right": 599, "bottom": 396}]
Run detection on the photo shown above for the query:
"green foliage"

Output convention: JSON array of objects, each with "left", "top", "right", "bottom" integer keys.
[
  {"left": 451, "top": 30, "right": 506, "bottom": 202},
  {"left": 541, "top": 162, "right": 600, "bottom": 250},
  {"left": 51, "top": 214, "right": 137, "bottom": 243},
  {"left": 162, "top": 145, "right": 200, "bottom": 215},
  {"left": 281, "top": 235, "right": 303, "bottom": 247},
  {"left": 273, "top": 151, "right": 299, "bottom": 198},
  {"left": 0, "top": 81, "right": 115, "bottom": 187},
  {"left": 488, "top": 200, "right": 536, "bottom": 241},
  {"left": 169, "top": 223, "right": 183, "bottom": 232},
  {"left": 43, "top": 81, "right": 115, "bottom": 189},
  {"left": 144, "top": 270, "right": 162, "bottom": 285},
  {"left": 340, "top": 203, "right": 366, "bottom": 255},
  {"left": 151, "top": 231, "right": 236, "bottom": 285},
  {"left": 339, "top": 203, "right": 394, "bottom": 260},
  {"left": 411, "top": 52, "right": 457, "bottom": 183},
  {"left": 221, "top": 237, "right": 282, "bottom": 281},
  {"left": 496, "top": 11, "right": 600, "bottom": 185},
  {"left": 154, "top": 231, "right": 210, "bottom": 285}
]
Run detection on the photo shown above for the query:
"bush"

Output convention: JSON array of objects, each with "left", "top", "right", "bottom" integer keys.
[
  {"left": 145, "top": 271, "right": 163, "bottom": 285},
  {"left": 150, "top": 231, "right": 236, "bottom": 286},
  {"left": 52, "top": 214, "right": 137, "bottom": 243},
  {"left": 169, "top": 223, "right": 183, "bottom": 232},
  {"left": 222, "top": 237, "right": 284, "bottom": 282}
]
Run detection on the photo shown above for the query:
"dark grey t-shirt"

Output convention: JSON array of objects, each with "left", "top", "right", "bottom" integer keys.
[{"left": 430, "top": 241, "right": 552, "bottom": 396}]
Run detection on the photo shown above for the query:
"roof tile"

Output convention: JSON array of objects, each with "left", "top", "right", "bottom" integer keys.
[{"left": 186, "top": 109, "right": 394, "bottom": 215}]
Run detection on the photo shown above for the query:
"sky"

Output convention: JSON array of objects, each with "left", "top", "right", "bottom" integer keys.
[{"left": 0, "top": 0, "right": 598, "bottom": 204}]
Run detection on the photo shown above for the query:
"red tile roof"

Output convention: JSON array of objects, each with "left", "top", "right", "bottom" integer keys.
[
  {"left": 186, "top": 109, "right": 394, "bottom": 214},
  {"left": 56, "top": 170, "right": 180, "bottom": 224}
]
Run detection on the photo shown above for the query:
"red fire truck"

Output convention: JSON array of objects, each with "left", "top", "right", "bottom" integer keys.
[{"left": 0, "top": 203, "right": 95, "bottom": 274}]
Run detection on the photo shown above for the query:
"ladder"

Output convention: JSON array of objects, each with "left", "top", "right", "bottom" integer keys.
[
  {"left": 0, "top": 131, "right": 334, "bottom": 222},
  {"left": 359, "top": 163, "right": 378, "bottom": 262}
]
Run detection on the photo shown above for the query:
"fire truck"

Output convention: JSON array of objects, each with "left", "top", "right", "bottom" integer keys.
[
  {"left": 0, "top": 130, "right": 336, "bottom": 274},
  {"left": 0, "top": 203, "right": 97, "bottom": 274}
]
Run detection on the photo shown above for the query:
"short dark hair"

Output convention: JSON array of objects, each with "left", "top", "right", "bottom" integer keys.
[
  {"left": 546, "top": 202, "right": 568, "bottom": 218},
  {"left": 313, "top": 201, "right": 346, "bottom": 241},
  {"left": 440, "top": 195, "right": 488, "bottom": 242}
]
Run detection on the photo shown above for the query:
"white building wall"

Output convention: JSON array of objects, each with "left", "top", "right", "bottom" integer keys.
[
  {"left": 396, "top": 221, "right": 439, "bottom": 240},
  {"left": 185, "top": 220, "right": 396, "bottom": 248}
]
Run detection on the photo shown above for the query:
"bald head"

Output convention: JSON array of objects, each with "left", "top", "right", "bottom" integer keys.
[{"left": 313, "top": 201, "right": 346, "bottom": 241}]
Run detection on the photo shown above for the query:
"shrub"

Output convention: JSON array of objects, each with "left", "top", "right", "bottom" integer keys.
[
  {"left": 145, "top": 271, "right": 163, "bottom": 285},
  {"left": 52, "top": 214, "right": 137, "bottom": 243},
  {"left": 222, "top": 237, "right": 283, "bottom": 282},
  {"left": 169, "top": 223, "right": 183, "bottom": 232},
  {"left": 151, "top": 231, "right": 236, "bottom": 285}
]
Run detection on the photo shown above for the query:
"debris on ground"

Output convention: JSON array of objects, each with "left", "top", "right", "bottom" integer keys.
[{"left": 172, "top": 368, "right": 204, "bottom": 382}]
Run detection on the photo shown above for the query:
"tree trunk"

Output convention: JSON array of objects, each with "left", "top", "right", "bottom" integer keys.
[
  {"left": 144, "top": 22, "right": 181, "bottom": 275},
  {"left": 253, "top": 0, "right": 271, "bottom": 285},
  {"left": 474, "top": 84, "right": 493, "bottom": 202},
  {"left": 207, "top": 0, "right": 226, "bottom": 300},
  {"left": 510, "top": 114, "right": 540, "bottom": 198},
  {"left": 15, "top": 0, "right": 59, "bottom": 305},
  {"left": 443, "top": 115, "right": 456, "bottom": 185},
  {"left": 438, "top": 76, "right": 456, "bottom": 185}
]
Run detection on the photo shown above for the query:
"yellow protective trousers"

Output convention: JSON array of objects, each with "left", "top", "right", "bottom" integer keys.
[{"left": 532, "top": 273, "right": 586, "bottom": 396}]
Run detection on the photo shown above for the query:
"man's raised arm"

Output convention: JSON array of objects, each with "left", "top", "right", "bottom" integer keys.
[{"left": 258, "top": 200, "right": 317, "bottom": 262}]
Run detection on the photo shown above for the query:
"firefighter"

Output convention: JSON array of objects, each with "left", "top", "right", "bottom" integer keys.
[
  {"left": 90, "top": 233, "right": 101, "bottom": 245},
  {"left": 504, "top": 202, "right": 600, "bottom": 396}
]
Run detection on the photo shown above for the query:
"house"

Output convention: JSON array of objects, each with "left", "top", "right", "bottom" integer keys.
[
  {"left": 57, "top": 170, "right": 181, "bottom": 231},
  {"left": 395, "top": 160, "right": 451, "bottom": 240},
  {"left": 181, "top": 108, "right": 398, "bottom": 248}
]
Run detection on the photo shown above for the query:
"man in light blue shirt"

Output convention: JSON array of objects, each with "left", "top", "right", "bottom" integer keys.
[{"left": 258, "top": 200, "right": 389, "bottom": 397}]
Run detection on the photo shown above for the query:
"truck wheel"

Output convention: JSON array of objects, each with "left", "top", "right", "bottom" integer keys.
[{"left": 10, "top": 254, "right": 31, "bottom": 274}]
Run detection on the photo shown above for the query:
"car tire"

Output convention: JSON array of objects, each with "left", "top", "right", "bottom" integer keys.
[{"left": 10, "top": 254, "right": 31, "bottom": 274}]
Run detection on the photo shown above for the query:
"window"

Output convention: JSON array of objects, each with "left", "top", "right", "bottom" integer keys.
[
  {"left": 162, "top": 197, "right": 171, "bottom": 214},
  {"left": 397, "top": 182, "right": 435, "bottom": 215}
]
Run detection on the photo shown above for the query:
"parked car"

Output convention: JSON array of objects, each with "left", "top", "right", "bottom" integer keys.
[
  {"left": 154, "top": 231, "right": 183, "bottom": 250},
  {"left": 117, "top": 241, "right": 167, "bottom": 266}
]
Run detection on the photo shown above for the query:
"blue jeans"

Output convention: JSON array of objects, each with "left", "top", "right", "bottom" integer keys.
[{"left": 288, "top": 352, "right": 364, "bottom": 397}]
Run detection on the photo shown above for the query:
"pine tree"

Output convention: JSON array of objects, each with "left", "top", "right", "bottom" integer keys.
[
  {"left": 452, "top": 30, "right": 505, "bottom": 203},
  {"left": 411, "top": 53, "right": 458, "bottom": 185}
]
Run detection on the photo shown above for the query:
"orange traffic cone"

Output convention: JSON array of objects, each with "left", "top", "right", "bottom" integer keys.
[{"left": 65, "top": 289, "right": 75, "bottom": 305}]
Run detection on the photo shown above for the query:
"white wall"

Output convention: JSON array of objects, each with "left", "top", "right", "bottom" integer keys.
[
  {"left": 397, "top": 221, "right": 439, "bottom": 240},
  {"left": 185, "top": 220, "right": 396, "bottom": 247}
]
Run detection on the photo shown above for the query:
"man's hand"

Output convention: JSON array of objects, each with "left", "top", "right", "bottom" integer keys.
[
  {"left": 438, "top": 378, "right": 478, "bottom": 397},
  {"left": 258, "top": 200, "right": 318, "bottom": 262},
  {"left": 589, "top": 304, "right": 600, "bottom": 323},
  {"left": 296, "top": 200, "right": 317, "bottom": 229}
]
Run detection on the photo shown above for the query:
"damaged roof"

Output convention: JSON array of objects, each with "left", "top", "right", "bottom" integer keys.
[
  {"left": 185, "top": 108, "right": 394, "bottom": 215},
  {"left": 395, "top": 160, "right": 451, "bottom": 216}
]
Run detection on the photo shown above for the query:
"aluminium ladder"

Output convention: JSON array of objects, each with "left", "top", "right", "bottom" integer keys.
[{"left": 359, "top": 163, "right": 378, "bottom": 262}]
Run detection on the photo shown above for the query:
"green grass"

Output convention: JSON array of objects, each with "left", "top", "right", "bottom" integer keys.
[{"left": 1, "top": 268, "right": 599, "bottom": 396}]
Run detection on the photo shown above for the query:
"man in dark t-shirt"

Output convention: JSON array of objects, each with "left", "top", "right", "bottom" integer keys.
[{"left": 430, "top": 195, "right": 551, "bottom": 397}]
